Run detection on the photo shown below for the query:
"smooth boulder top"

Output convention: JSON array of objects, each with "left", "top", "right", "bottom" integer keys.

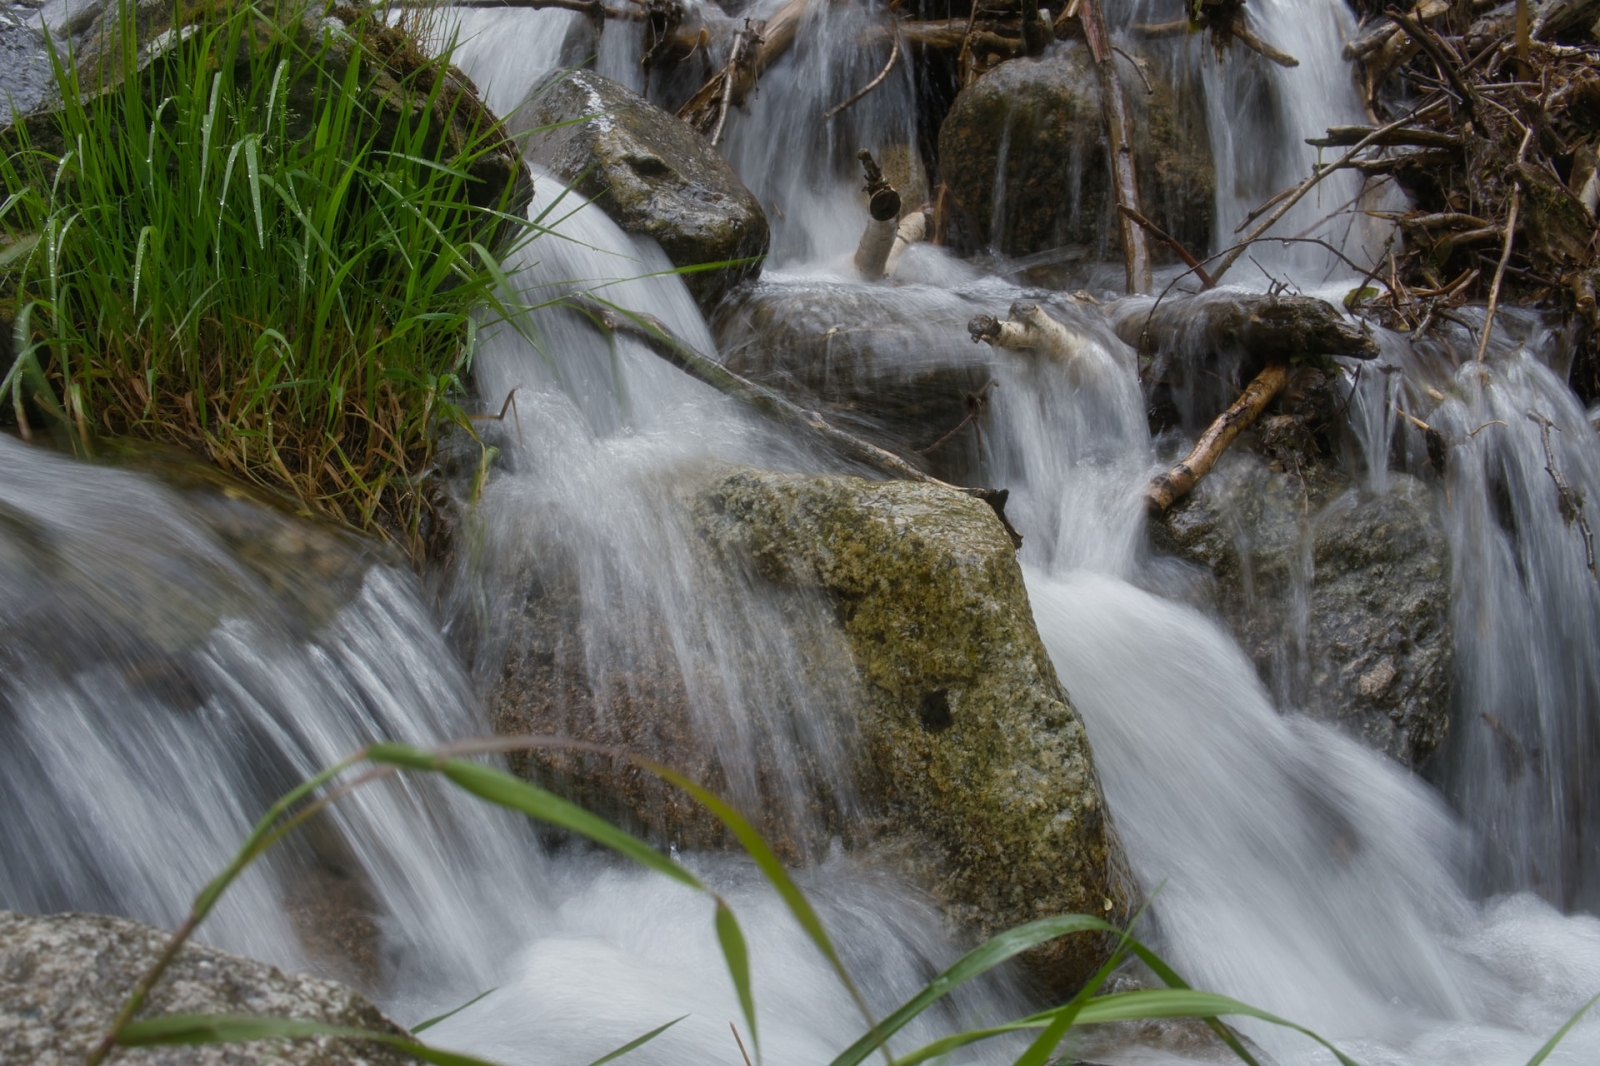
[
  {"left": 0, "top": 909, "right": 414, "bottom": 1065},
  {"left": 938, "top": 44, "right": 1214, "bottom": 270},
  {"left": 513, "top": 68, "right": 770, "bottom": 310}
]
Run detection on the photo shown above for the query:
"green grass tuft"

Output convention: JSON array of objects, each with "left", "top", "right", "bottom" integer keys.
[{"left": 0, "top": 0, "right": 531, "bottom": 556}]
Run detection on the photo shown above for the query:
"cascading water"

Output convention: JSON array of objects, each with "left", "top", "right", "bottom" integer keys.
[{"left": 9, "top": 1, "right": 1600, "bottom": 1064}]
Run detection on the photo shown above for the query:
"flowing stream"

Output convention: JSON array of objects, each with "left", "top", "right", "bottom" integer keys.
[{"left": 7, "top": 1, "right": 1600, "bottom": 1064}]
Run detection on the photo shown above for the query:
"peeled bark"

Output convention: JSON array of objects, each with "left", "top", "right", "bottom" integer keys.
[
  {"left": 884, "top": 210, "right": 928, "bottom": 277},
  {"left": 1146, "top": 362, "right": 1290, "bottom": 514}
]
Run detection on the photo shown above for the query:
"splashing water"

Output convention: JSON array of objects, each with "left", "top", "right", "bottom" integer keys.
[{"left": 6, "top": 1, "right": 1600, "bottom": 1065}]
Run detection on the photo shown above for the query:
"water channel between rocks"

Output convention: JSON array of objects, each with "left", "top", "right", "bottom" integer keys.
[{"left": 5, "top": 1, "right": 1600, "bottom": 1065}]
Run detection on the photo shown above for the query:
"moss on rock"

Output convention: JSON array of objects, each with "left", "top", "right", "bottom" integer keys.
[{"left": 694, "top": 467, "right": 1136, "bottom": 995}]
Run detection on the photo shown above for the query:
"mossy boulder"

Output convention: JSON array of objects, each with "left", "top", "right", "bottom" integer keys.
[
  {"left": 512, "top": 69, "right": 769, "bottom": 310},
  {"left": 483, "top": 464, "right": 1134, "bottom": 992},
  {"left": 1154, "top": 455, "right": 1453, "bottom": 766},
  {"left": 0, "top": 909, "right": 412, "bottom": 1065},
  {"left": 937, "top": 44, "right": 1213, "bottom": 270},
  {"left": 693, "top": 468, "right": 1136, "bottom": 995}
]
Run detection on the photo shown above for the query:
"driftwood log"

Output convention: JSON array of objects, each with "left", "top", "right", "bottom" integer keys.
[
  {"left": 573, "top": 297, "right": 1024, "bottom": 547},
  {"left": 677, "top": 0, "right": 807, "bottom": 137}
]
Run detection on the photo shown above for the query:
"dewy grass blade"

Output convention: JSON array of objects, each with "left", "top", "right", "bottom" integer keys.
[
  {"left": 245, "top": 136, "right": 264, "bottom": 248},
  {"left": 197, "top": 73, "right": 222, "bottom": 204},
  {"left": 117, "top": 1014, "right": 508, "bottom": 1066}
]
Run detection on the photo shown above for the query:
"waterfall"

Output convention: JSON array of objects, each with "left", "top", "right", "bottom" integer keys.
[{"left": 7, "top": 1, "right": 1600, "bottom": 1065}]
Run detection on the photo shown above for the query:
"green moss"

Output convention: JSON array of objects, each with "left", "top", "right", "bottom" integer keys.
[{"left": 695, "top": 468, "right": 1137, "bottom": 995}]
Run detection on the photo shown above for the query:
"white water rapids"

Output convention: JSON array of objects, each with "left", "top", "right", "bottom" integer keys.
[{"left": 5, "top": 1, "right": 1600, "bottom": 1065}]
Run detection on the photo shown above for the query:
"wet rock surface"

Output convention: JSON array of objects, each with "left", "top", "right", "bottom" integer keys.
[
  {"left": 479, "top": 483, "right": 862, "bottom": 864},
  {"left": 514, "top": 69, "right": 770, "bottom": 310},
  {"left": 1153, "top": 454, "right": 1453, "bottom": 767},
  {"left": 0, "top": 909, "right": 412, "bottom": 1065},
  {"left": 693, "top": 468, "right": 1136, "bottom": 995},
  {"left": 714, "top": 281, "right": 1001, "bottom": 483},
  {"left": 937, "top": 44, "right": 1213, "bottom": 272},
  {"left": 0, "top": 2, "right": 54, "bottom": 123}
]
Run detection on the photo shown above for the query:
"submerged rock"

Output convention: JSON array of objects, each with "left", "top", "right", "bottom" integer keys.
[
  {"left": 0, "top": 909, "right": 413, "bottom": 1065},
  {"left": 513, "top": 69, "right": 770, "bottom": 310},
  {"left": 1153, "top": 455, "right": 1453, "bottom": 767},
  {"left": 713, "top": 281, "right": 1000, "bottom": 484},
  {"left": 694, "top": 468, "right": 1136, "bottom": 995},
  {"left": 937, "top": 43, "right": 1213, "bottom": 272}
]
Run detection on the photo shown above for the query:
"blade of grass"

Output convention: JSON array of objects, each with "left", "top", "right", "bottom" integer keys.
[
  {"left": 1523, "top": 990, "right": 1600, "bottom": 1066},
  {"left": 411, "top": 988, "right": 498, "bottom": 1034},
  {"left": 716, "top": 900, "right": 759, "bottom": 1063},
  {"left": 829, "top": 914, "right": 1122, "bottom": 1066},
  {"left": 117, "top": 1014, "right": 506, "bottom": 1066},
  {"left": 583, "top": 1016, "right": 687, "bottom": 1066},
  {"left": 892, "top": 990, "right": 1360, "bottom": 1066},
  {"left": 364, "top": 745, "right": 704, "bottom": 893}
]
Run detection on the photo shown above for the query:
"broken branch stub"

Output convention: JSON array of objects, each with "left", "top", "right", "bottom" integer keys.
[
  {"left": 969, "top": 301, "right": 1120, "bottom": 389},
  {"left": 854, "top": 149, "right": 903, "bottom": 281}
]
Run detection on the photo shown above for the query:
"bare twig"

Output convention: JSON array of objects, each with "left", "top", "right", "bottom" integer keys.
[
  {"left": 1117, "top": 204, "right": 1215, "bottom": 287},
  {"left": 1212, "top": 100, "right": 1445, "bottom": 283},
  {"left": 1079, "top": 0, "right": 1151, "bottom": 293},
  {"left": 824, "top": 33, "right": 901, "bottom": 120},
  {"left": 1475, "top": 123, "right": 1535, "bottom": 363},
  {"left": 571, "top": 295, "right": 1025, "bottom": 546},
  {"left": 1231, "top": 17, "right": 1299, "bottom": 67},
  {"left": 731, "top": 1024, "right": 755, "bottom": 1066},
  {"left": 1530, "top": 409, "right": 1597, "bottom": 576},
  {"left": 1387, "top": 9, "right": 1483, "bottom": 133}
]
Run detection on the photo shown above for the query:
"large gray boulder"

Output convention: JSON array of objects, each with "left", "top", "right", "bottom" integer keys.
[
  {"left": 938, "top": 44, "right": 1213, "bottom": 271},
  {"left": 0, "top": 910, "right": 412, "bottom": 1065},
  {"left": 513, "top": 69, "right": 769, "bottom": 310},
  {"left": 1154, "top": 455, "right": 1453, "bottom": 766}
]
